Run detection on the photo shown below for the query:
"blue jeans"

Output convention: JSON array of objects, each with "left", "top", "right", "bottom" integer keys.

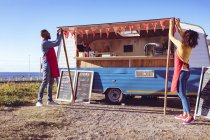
[
  {"left": 178, "top": 70, "right": 190, "bottom": 113},
  {"left": 38, "top": 61, "right": 54, "bottom": 103}
]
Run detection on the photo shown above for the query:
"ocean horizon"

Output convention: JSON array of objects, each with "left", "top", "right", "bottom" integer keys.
[{"left": 0, "top": 72, "right": 41, "bottom": 78}]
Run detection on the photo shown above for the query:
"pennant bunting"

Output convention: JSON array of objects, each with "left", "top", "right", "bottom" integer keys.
[
  {"left": 160, "top": 20, "right": 166, "bottom": 31},
  {"left": 106, "top": 27, "right": 110, "bottom": 38},
  {"left": 74, "top": 30, "right": 77, "bottom": 40},
  {"left": 63, "top": 30, "right": 69, "bottom": 39},
  {"left": 91, "top": 28, "right": 96, "bottom": 38},
  {"left": 70, "top": 30, "right": 75, "bottom": 37},
  {"left": 129, "top": 25, "right": 134, "bottom": 33},
  {"left": 99, "top": 28, "right": 103, "bottom": 38},
  {"left": 79, "top": 30, "right": 83, "bottom": 38},
  {"left": 85, "top": 30, "right": 89, "bottom": 37},
  {"left": 113, "top": 26, "right": 119, "bottom": 36},
  {"left": 136, "top": 24, "right": 141, "bottom": 34},
  {"left": 151, "top": 22, "right": 158, "bottom": 32},
  {"left": 143, "top": 23, "right": 149, "bottom": 34},
  {"left": 120, "top": 25, "right": 126, "bottom": 34}
]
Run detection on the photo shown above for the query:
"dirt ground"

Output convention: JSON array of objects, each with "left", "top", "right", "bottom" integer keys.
[{"left": 0, "top": 93, "right": 210, "bottom": 140}]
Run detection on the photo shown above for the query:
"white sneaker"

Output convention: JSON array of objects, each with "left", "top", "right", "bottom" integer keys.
[
  {"left": 47, "top": 101, "right": 58, "bottom": 105},
  {"left": 36, "top": 102, "right": 43, "bottom": 107}
]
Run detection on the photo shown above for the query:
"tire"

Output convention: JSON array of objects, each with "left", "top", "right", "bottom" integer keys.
[{"left": 105, "top": 88, "right": 123, "bottom": 104}]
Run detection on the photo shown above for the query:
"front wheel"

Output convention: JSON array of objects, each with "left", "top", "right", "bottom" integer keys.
[{"left": 105, "top": 88, "right": 123, "bottom": 104}]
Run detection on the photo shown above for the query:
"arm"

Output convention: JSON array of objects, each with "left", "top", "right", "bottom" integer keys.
[
  {"left": 169, "top": 19, "right": 182, "bottom": 48},
  {"left": 175, "top": 18, "right": 184, "bottom": 37},
  {"left": 43, "top": 34, "right": 62, "bottom": 49}
]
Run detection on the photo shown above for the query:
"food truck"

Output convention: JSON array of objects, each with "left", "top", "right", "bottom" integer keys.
[{"left": 57, "top": 18, "right": 210, "bottom": 104}]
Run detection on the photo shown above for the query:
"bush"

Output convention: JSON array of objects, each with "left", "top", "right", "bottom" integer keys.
[{"left": 0, "top": 82, "right": 56, "bottom": 106}]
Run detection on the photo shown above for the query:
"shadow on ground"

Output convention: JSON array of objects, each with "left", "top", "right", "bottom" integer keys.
[{"left": 91, "top": 95, "right": 197, "bottom": 109}]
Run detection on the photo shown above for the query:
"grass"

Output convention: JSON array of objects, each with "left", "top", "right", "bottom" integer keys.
[{"left": 0, "top": 82, "right": 57, "bottom": 106}]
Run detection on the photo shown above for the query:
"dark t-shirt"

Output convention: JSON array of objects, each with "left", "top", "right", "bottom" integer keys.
[{"left": 84, "top": 46, "right": 91, "bottom": 52}]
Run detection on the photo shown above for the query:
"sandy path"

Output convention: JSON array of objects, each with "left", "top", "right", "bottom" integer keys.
[{"left": 0, "top": 94, "right": 210, "bottom": 140}]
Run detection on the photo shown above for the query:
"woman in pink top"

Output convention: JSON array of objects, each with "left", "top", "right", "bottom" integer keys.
[{"left": 169, "top": 19, "right": 199, "bottom": 124}]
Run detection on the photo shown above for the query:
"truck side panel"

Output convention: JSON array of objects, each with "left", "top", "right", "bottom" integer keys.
[{"left": 60, "top": 67, "right": 201, "bottom": 96}]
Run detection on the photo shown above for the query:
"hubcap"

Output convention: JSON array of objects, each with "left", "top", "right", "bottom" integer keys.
[{"left": 108, "top": 89, "right": 121, "bottom": 102}]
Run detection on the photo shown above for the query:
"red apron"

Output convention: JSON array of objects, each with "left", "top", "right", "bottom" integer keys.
[
  {"left": 171, "top": 50, "right": 190, "bottom": 92},
  {"left": 46, "top": 48, "right": 60, "bottom": 78}
]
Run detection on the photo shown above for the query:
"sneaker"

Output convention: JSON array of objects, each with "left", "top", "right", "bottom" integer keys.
[
  {"left": 47, "top": 100, "right": 58, "bottom": 105},
  {"left": 175, "top": 114, "right": 188, "bottom": 120},
  {"left": 182, "top": 116, "right": 194, "bottom": 125},
  {"left": 36, "top": 102, "right": 43, "bottom": 107}
]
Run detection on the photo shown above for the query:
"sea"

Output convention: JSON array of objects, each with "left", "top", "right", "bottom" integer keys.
[{"left": 0, "top": 72, "right": 41, "bottom": 79}]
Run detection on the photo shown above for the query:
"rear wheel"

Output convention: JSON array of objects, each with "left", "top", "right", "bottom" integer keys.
[{"left": 105, "top": 88, "right": 123, "bottom": 104}]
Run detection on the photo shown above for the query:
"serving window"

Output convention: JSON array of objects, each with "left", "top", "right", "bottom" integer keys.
[
  {"left": 73, "top": 19, "right": 174, "bottom": 68},
  {"left": 76, "top": 28, "right": 171, "bottom": 57}
]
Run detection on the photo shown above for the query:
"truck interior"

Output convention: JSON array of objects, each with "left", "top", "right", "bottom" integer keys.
[{"left": 70, "top": 18, "right": 175, "bottom": 68}]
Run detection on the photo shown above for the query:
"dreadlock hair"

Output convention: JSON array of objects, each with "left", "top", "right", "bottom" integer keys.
[{"left": 40, "top": 29, "right": 48, "bottom": 37}]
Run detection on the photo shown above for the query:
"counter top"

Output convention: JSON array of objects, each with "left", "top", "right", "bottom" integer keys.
[{"left": 76, "top": 56, "right": 174, "bottom": 60}]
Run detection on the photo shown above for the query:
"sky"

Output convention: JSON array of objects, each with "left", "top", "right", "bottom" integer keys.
[{"left": 0, "top": 0, "right": 209, "bottom": 72}]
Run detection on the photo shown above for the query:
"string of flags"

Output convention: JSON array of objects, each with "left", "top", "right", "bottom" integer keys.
[{"left": 63, "top": 19, "right": 169, "bottom": 39}]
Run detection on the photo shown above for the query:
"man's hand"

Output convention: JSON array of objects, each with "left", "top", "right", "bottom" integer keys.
[
  {"left": 57, "top": 28, "right": 62, "bottom": 34},
  {"left": 57, "top": 28, "right": 63, "bottom": 36}
]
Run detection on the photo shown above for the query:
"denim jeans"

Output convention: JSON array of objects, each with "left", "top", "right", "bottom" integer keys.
[
  {"left": 178, "top": 70, "right": 190, "bottom": 113},
  {"left": 38, "top": 61, "right": 54, "bottom": 103}
]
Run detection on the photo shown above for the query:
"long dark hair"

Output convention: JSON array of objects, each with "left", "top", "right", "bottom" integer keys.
[{"left": 182, "top": 30, "right": 199, "bottom": 48}]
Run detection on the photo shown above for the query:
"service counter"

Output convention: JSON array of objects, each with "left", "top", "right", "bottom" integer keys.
[{"left": 76, "top": 56, "right": 174, "bottom": 68}]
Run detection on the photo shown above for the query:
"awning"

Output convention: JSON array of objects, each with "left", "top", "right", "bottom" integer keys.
[{"left": 58, "top": 18, "right": 171, "bottom": 38}]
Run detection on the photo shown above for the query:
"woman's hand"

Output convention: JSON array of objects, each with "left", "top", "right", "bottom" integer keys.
[
  {"left": 169, "top": 19, "right": 174, "bottom": 41},
  {"left": 170, "top": 18, "right": 174, "bottom": 25},
  {"left": 169, "top": 19, "right": 174, "bottom": 31},
  {"left": 175, "top": 18, "right": 180, "bottom": 26},
  {"left": 168, "top": 18, "right": 182, "bottom": 48},
  {"left": 175, "top": 18, "right": 184, "bottom": 36}
]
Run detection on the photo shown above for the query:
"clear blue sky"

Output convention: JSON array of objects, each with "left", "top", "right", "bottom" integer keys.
[{"left": 0, "top": 0, "right": 209, "bottom": 72}]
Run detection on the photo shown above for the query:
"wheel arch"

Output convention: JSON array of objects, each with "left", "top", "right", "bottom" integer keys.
[{"left": 104, "top": 87, "right": 123, "bottom": 95}]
